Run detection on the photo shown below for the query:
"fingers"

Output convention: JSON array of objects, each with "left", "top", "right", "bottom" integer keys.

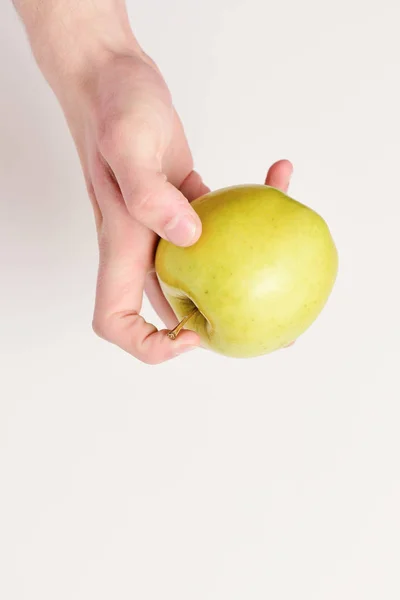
[
  {"left": 266, "top": 159, "right": 297, "bottom": 349},
  {"left": 99, "top": 113, "right": 202, "bottom": 247},
  {"left": 143, "top": 170, "right": 209, "bottom": 328},
  {"left": 180, "top": 170, "right": 210, "bottom": 202},
  {"left": 90, "top": 158, "right": 200, "bottom": 364},
  {"left": 265, "top": 159, "right": 293, "bottom": 193},
  {"left": 283, "top": 341, "right": 296, "bottom": 348},
  {"left": 93, "top": 307, "right": 199, "bottom": 364},
  {"left": 145, "top": 270, "right": 179, "bottom": 330}
]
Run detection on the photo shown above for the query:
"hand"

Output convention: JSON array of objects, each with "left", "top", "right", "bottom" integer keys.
[
  {"left": 17, "top": 0, "right": 293, "bottom": 362},
  {"left": 62, "top": 51, "right": 207, "bottom": 362},
  {"left": 62, "top": 52, "right": 294, "bottom": 364}
]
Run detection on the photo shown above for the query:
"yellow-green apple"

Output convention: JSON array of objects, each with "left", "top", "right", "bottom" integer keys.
[{"left": 155, "top": 185, "right": 338, "bottom": 358}]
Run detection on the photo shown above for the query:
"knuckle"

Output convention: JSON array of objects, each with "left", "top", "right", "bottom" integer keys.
[
  {"left": 128, "top": 187, "right": 156, "bottom": 217},
  {"left": 127, "top": 173, "right": 167, "bottom": 218},
  {"left": 92, "top": 314, "right": 112, "bottom": 341},
  {"left": 97, "top": 114, "right": 128, "bottom": 156},
  {"left": 92, "top": 310, "right": 163, "bottom": 365}
]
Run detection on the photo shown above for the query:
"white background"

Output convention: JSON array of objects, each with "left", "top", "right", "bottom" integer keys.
[{"left": 1, "top": 0, "right": 400, "bottom": 598}]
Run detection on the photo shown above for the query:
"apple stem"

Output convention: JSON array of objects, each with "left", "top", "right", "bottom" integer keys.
[{"left": 167, "top": 307, "right": 199, "bottom": 340}]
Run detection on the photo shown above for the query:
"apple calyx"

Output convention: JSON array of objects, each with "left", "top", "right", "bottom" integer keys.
[{"left": 167, "top": 306, "right": 198, "bottom": 340}]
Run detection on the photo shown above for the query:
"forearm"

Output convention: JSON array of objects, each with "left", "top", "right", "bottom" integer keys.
[{"left": 13, "top": 0, "right": 140, "bottom": 92}]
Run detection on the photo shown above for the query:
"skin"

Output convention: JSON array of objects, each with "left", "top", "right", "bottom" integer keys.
[
  {"left": 156, "top": 186, "right": 338, "bottom": 358},
  {"left": 13, "top": 0, "right": 293, "bottom": 363}
]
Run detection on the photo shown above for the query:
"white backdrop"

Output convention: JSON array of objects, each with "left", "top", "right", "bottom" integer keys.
[{"left": 1, "top": 0, "right": 400, "bottom": 598}]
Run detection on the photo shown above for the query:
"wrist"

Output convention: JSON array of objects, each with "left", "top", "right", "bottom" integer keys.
[{"left": 20, "top": 1, "right": 142, "bottom": 98}]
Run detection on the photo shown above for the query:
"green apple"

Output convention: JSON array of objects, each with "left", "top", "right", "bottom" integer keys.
[{"left": 155, "top": 185, "right": 338, "bottom": 358}]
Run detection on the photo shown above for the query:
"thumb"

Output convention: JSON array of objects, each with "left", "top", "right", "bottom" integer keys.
[{"left": 100, "top": 119, "right": 202, "bottom": 247}]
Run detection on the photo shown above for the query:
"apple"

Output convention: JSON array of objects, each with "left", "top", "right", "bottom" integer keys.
[{"left": 155, "top": 185, "right": 338, "bottom": 358}]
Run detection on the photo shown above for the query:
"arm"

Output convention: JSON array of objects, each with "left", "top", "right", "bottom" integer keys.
[
  {"left": 14, "top": 0, "right": 138, "bottom": 83},
  {"left": 14, "top": 0, "right": 208, "bottom": 363},
  {"left": 14, "top": 0, "right": 292, "bottom": 363},
  {"left": 15, "top": 0, "right": 205, "bottom": 248}
]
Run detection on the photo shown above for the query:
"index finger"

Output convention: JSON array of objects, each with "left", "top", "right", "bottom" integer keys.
[{"left": 90, "top": 157, "right": 200, "bottom": 364}]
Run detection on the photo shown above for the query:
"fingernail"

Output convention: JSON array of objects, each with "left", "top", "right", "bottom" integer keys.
[
  {"left": 283, "top": 341, "right": 296, "bottom": 349},
  {"left": 165, "top": 214, "right": 198, "bottom": 246}
]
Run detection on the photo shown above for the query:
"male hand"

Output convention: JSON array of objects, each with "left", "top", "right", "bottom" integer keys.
[{"left": 15, "top": 1, "right": 293, "bottom": 362}]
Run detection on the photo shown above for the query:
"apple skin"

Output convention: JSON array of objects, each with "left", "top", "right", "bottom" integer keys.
[{"left": 155, "top": 185, "right": 338, "bottom": 358}]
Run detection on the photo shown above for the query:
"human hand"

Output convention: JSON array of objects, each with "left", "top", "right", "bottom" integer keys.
[
  {"left": 64, "top": 50, "right": 216, "bottom": 363},
  {"left": 69, "top": 51, "right": 293, "bottom": 363},
  {"left": 16, "top": 1, "right": 293, "bottom": 362}
]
